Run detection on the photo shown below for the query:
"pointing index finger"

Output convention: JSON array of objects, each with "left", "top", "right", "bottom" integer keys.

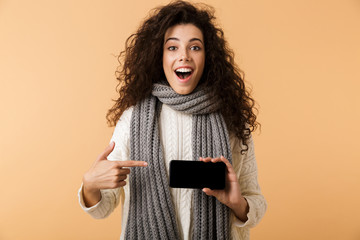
[{"left": 116, "top": 160, "right": 148, "bottom": 167}]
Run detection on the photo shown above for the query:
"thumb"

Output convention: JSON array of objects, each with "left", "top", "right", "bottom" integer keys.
[
  {"left": 202, "top": 188, "right": 220, "bottom": 198},
  {"left": 96, "top": 141, "right": 115, "bottom": 161}
]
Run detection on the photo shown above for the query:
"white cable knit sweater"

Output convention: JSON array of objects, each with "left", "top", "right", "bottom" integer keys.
[{"left": 78, "top": 104, "right": 267, "bottom": 240}]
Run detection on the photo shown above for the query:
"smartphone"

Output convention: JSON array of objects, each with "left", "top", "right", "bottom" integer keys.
[{"left": 169, "top": 160, "right": 226, "bottom": 189}]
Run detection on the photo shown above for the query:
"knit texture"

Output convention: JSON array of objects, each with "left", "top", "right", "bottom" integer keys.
[{"left": 125, "top": 83, "right": 232, "bottom": 240}]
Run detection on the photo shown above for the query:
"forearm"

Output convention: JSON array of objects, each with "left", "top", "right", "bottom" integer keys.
[
  {"left": 82, "top": 184, "right": 101, "bottom": 207},
  {"left": 229, "top": 196, "right": 249, "bottom": 222}
]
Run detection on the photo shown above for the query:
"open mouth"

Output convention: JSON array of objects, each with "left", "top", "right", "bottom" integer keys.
[{"left": 175, "top": 68, "right": 193, "bottom": 80}]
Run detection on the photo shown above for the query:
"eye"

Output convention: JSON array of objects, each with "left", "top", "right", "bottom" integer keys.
[
  {"left": 168, "top": 46, "right": 177, "bottom": 51},
  {"left": 190, "top": 46, "right": 201, "bottom": 51}
]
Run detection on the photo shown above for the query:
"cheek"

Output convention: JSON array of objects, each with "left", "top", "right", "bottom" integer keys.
[
  {"left": 162, "top": 54, "right": 166, "bottom": 69},
  {"left": 196, "top": 55, "right": 205, "bottom": 73},
  {"left": 162, "top": 54, "right": 173, "bottom": 72}
]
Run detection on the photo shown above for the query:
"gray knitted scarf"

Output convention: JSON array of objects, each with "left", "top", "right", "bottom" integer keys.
[{"left": 126, "top": 83, "right": 232, "bottom": 240}]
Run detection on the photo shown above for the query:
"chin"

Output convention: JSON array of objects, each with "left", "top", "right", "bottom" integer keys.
[
  {"left": 172, "top": 87, "right": 192, "bottom": 95},
  {"left": 170, "top": 83, "right": 198, "bottom": 95}
]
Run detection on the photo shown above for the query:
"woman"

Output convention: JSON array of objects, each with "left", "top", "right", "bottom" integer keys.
[{"left": 78, "top": 1, "right": 267, "bottom": 239}]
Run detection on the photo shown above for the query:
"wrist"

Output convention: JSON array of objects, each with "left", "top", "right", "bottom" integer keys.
[
  {"left": 83, "top": 184, "right": 99, "bottom": 195},
  {"left": 82, "top": 181, "right": 101, "bottom": 208},
  {"left": 82, "top": 174, "right": 100, "bottom": 195},
  {"left": 228, "top": 195, "right": 245, "bottom": 210}
]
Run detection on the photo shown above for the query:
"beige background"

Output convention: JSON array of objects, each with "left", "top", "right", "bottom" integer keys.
[{"left": 1, "top": 0, "right": 359, "bottom": 239}]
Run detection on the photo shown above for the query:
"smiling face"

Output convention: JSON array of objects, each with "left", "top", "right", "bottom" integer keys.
[{"left": 163, "top": 24, "right": 205, "bottom": 95}]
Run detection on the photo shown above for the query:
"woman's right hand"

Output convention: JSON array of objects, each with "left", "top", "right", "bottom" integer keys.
[{"left": 82, "top": 141, "right": 147, "bottom": 207}]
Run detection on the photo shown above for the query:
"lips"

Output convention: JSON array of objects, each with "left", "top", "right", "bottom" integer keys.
[{"left": 174, "top": 67, "right": 193, "bottom": 82}]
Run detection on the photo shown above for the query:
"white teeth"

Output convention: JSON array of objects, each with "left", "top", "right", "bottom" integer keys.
[{"left": 175, "top": 68, "right": 192, "bottom": 73}]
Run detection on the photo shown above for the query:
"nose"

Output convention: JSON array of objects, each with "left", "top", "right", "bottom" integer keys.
[{"left": 179, "top": 49, "right": 190, "bottom": 62}]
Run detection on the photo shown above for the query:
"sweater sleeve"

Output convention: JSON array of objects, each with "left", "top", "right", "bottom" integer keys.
[
  {"left": 78, "top": 107, "right": 133, "bottom": 219},
  {"left": 230, "top": 135, "right": 267, "bottom": 230}
]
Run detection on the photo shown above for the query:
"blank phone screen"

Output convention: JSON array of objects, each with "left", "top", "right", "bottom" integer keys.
[{"left": 169, "top": 160, "right": 226, "bottom": 189}]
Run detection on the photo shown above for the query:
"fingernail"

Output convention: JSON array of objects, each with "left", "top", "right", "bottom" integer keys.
[{"left": 144, "top": 162, "right": 148, "bottom": 166}]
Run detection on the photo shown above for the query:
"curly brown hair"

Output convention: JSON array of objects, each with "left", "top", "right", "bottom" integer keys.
[{"left": 106, "top": 0, "right": 259, "bottom": 153}]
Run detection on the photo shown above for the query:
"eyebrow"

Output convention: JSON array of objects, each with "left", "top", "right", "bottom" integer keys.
[{"left": 164, "top": 37, "right": 204, "bottom": 45}]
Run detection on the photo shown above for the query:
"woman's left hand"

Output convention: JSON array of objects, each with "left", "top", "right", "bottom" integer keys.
[{"left": 200, "top": 156, "right": 249, "bottom": 222}]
